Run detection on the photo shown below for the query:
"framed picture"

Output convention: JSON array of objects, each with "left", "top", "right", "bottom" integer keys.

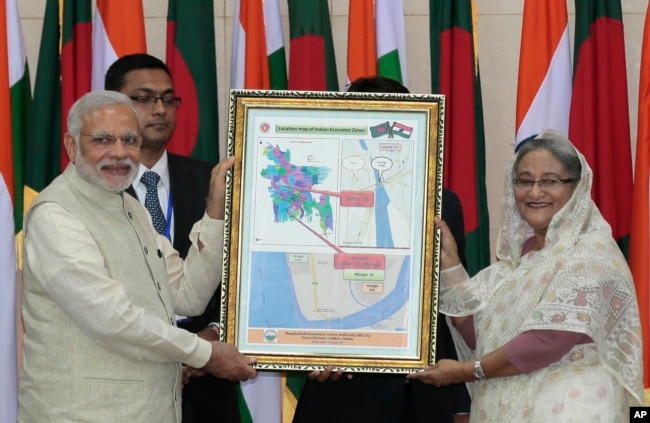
[{"left": 220, "top": 89, "right": 446, "bottom": 373}]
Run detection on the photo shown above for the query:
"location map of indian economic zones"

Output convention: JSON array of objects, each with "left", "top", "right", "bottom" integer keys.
[{"left": 246, "top": 118, "right": 421, "bottom": 351}]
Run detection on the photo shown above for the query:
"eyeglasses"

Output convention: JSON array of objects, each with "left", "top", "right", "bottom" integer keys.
[
  {"left": 513, "top": 178, "right": 576, "bottom": 191},
  {"left": 79, "top": 132, "right": 143, "bottom": 150},
  {"left": 129, "top": 95, "right": 181, "bottom": 108}
]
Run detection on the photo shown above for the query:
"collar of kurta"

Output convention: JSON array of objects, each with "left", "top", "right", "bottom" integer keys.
[{"left": 64, "top": 163, "right": 127, "bottom": 210}]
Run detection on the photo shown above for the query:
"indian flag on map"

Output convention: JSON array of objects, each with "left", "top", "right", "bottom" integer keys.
[{"left": 392, "top": 122, "right": 412, "bottom": 138}]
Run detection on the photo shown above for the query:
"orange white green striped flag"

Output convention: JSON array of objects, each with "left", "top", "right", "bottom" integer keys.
[
  {"left": 629, "top": 0, "right": 650, "bottom": 406},
  {"left": 346, "top": 0, "right": 406, "bottom": 86},
  {"left": 0, "top": 0, "right": 30, "bottom": 230},
  {"left": 231, "top": 0, "right": 287, "bottom": 90},
  {"left": 375, "top": 0, "right": 406, "bottom": 84},
  {"left": 515, "top": 0, "right": 571, "bottom": 148},
  {"left": 0, "top": 0, "right": 29, "bottom": 419},
  {"left": 229, "top": 1, "right": 288, "bottom": 421},
  {"left": 346, "top": 0, "right": 376, "bottom": 85},
  {"left": 0, "top": 173, "right": 17, "bottom": 423},
  {"left": 0, "top": 1, "right": 14, "bottom": 208},
  {"left": 91, "top": 0, "right": 146, "bottom": 90}
]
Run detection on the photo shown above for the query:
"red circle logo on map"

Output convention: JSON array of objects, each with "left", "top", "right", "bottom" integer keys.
[{"left": 260, "top": 122, "right": 271, "bottom": 133}]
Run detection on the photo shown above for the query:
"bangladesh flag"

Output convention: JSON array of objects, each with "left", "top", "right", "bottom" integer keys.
[
  {"left": 430, "top": 0, "right": 490, "bottom": 275},
  {"left": 166, "top": 0, "right": 219, "bottom": 162},
  {"left": 287, "top": 0, "right": 338, "bottom": 91},
  {"left": 569, "top": 0, "right": 632, "bottom": 255},
  {"left": 370, "top": 122, "right": 392, "bottom": 138},
  {"left": 60, "top": 0, "right": 92, "bottom": 169}
]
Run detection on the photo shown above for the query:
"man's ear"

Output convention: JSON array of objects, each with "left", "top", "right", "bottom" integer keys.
[{"left": 63, "top": 133, "right": 77, "bottom": 163}]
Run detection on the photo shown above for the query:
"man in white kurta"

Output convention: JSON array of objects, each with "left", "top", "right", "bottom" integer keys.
[{"left": 18, "top": 90, "right": 255, "bottom": 422}]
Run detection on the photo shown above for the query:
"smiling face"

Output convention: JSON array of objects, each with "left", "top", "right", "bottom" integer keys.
[
  {"left": 514, "top": 149, "right": 577, "bottom": 238},
  {"left": 64, "top": 104, "right": 141, "bottom": 192}
]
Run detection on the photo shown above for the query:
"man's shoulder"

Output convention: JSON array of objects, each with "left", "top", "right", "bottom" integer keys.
[
  {"left": 166, "top": 153, "right": 213, "bottom": 199},
  {"left": 167, "top": 152, "right": 215, "bottom": 172}
]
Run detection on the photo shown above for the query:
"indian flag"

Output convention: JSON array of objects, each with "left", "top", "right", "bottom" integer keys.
[
  {"left": 346, "top": 0, "right": 376, "bottom": 84},
  {"left": 375, "top": 0, "right": 406, "bottom": 84},
  {"left": 0, "top": 0, "right": 28, "bottom": 419},
  {"left": 0, "top": 173, "right": 17, "bottom": 423},
  {"left": 91, "top": 0, "right": 146, "bottom": 90},
  {"left": 231, "top": 0, "right": 287, "bottom": 90},
  {"left": 346, "top": 0, "right": 406, "bottom": 86},
  {"left": 515, "top": 0, "right": 571, "bottom": 147},
  {"left": 230, "top": 1, "right": 289, "bottom": 421},
  {"left": 0, "top": 0, "right": 30, "bottom": 230},
  {"left": 392, "top": 122, "right": 412, "bottom": 139},
  {"left": 629, "top": 4, "right": 650, "bottom": 405},
  {"left": 626, "top": 0, "right": 650, "bottom": 406}
]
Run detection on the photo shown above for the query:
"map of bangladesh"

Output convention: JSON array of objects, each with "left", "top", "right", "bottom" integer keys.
[
  {"left": 260, "top": 143, "right": 334, "bottom": 235},
  {"left": 246, "top": 136, "right": 416, "bottom": 332}
]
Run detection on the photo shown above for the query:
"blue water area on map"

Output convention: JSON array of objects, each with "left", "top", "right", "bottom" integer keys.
[
  {"left": 361, "top": 138, "right": 394, "bottom": 248},
  {"left": 374, "top": 169, "right": 393, "bottom": 248},
  {"left": 247, "top": 252, "right": 411, "bottom": 330}
]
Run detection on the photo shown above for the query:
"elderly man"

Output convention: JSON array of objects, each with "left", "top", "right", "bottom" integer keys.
[
  {"left": 105, "top": 54, "right": 240, "bottom": 422},
  {"left": 18, "top": 90, "right": 255, "bottom": 423}
]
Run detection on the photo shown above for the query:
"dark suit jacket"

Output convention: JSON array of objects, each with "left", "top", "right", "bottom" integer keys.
[
  {"left": 127, "top": 152, "right": 239, "bottom": 423},
  {"left": 292, "top": 188, "right": 471, "bottom": 423}
]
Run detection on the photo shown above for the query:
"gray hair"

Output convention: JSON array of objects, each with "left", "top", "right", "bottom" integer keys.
[
  {"left": 512, "top": 129, "right": 582, "bottom": 180},
  {"left": 67, "top": 90, "right": 140, "bottom": 140}
]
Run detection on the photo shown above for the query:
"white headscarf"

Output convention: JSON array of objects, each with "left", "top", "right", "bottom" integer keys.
[{"left": 440, "top": 129, "right": 644, "bottom": 405}]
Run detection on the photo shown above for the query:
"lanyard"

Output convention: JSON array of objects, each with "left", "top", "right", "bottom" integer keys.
[{"left": 163, "top": 190, "right": 173, "bottom": 240}]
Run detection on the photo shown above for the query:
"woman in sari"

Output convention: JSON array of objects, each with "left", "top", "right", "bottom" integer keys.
[{"left": 408, "top": 129, "right": 644, "bottom": 422}]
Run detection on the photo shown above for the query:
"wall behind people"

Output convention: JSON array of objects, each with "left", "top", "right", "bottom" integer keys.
[{"left": 16, "top": 0, "right": 647, "bottom": 259}]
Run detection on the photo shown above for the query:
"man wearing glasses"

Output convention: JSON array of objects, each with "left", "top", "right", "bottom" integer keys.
[
  {"left": 19, "top": 90, "right": 255, "bottom": 422},
  {"left": 105, "top": 54, "right": 240, "bottom": 423}
]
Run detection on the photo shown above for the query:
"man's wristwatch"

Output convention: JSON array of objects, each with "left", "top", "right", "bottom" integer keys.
[{"left": 473, "top": 357, "right": 486, "bottom": 380}]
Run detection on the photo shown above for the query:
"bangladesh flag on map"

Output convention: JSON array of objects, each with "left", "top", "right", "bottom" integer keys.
[
  {"left": 392, "top": 122, "right": 412, "bottom": 138},
  {"left": 370, "top": 122, "right": 392, "bottom": 138}
]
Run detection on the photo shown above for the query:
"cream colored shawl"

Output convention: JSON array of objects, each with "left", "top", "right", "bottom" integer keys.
[{"left": 440, "top": 131, "right": 644, "bottom": 421}]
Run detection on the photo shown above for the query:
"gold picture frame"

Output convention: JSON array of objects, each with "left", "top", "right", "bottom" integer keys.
[{"left": 220, "top": 89, "right": 446, "bottom": 373}]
